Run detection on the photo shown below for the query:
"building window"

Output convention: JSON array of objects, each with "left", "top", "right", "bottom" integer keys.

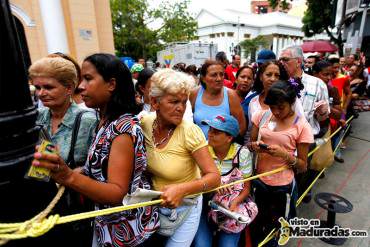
[
  {"left": 221, "top": 32, "right": 225, "bottom": 37},
  {"left": 255, "top": 5, "right": 268, "bottom": 14},
  {"left": 227, "top": 32, "right": 234, "bottom": 37},
  {"left": 232, "top": 24, "right": 237, "bottom": 27},
  {"left": 244, "top": 33, "right": 251, "bottom": 38},
  {"left": 210, "top": 34, "right": 215, "bottom": 38}
]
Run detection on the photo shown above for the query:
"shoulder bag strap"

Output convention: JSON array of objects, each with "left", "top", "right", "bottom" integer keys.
[
  {"left": 231, "top": 145, "right": 243, "bottom": 169},
  {"left": 254, "top": 110, "right": 272, "bottom": 172},
  {"left": 66, "top": 110, "right": 87, "bottom": 168}
]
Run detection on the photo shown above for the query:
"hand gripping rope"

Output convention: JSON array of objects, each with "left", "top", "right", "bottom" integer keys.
[{"left": 0, "top": 116, "right": 354, "bottom": 246}]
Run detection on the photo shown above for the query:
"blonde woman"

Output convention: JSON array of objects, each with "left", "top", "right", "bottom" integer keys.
[
  {"left": 141, "top": 69, "right": 220, "bottom": 247},
  {"left": 29, "top": 57, "right": 97, "bottom": 246},
  {"left": 30, "top": 56, "right": 97, "bottom": 167}
]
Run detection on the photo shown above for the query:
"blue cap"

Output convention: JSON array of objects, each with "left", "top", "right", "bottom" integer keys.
[
  {"left": 201, "top": 114, "right": 239, "bottom": 137},
  {"left": 257, "top": 49, "right": 276, "bottom": 64}
]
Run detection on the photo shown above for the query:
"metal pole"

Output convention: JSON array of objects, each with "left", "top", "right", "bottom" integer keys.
[{"left": 358, "top": 4, "right": 369, "bottom": 48}]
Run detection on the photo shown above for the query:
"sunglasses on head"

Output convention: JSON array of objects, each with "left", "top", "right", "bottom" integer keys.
[{"left": 216, "top": 115, "right": 226, "bottom": 122}]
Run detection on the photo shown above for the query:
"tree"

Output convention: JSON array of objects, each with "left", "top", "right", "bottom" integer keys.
[
  {"left": 268, "top": 0, "right": 344, "bottom": 56},
  {"left": 301, "top": 0, "right": 344, "bottom": 56},
  {"left": 110, "top": 0, "right": 197, "bottom": 60},
  {"left": 110, "top": 0, "right": 161, "bottom": 59},
  {"left": 239, "top": 36, "right": 269, "bottom": 62},
  {"left": 154, "top": 0, "right": 198, "bottom": 43},
  {"left": 267, "top": 0, "right": 290, "bottom": 11}
]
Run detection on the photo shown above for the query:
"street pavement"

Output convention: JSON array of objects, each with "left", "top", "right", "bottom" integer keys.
[{"left": 285, "top": 111, "right": 370, "bottom": 247}]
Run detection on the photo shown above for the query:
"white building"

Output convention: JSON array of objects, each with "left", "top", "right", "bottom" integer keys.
[{"left": 196, "top": 8, "right": 305, "bottom": 61}]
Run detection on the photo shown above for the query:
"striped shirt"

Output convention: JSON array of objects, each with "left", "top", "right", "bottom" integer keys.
[
  {"left": 301, "top": 72, "right": 330, "bottom": 136},
  {"left": 209, "top": 143, "right": 253, "bottom": 177}
]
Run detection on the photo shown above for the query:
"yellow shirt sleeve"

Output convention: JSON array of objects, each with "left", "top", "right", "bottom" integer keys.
[{"left": 183, "top": 121, "right": 208, "bottom": 153}]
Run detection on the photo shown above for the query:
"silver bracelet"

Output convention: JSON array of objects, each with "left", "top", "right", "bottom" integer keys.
[
  {"left": 289, "top": 156, "right": 298, "bottom": 167},
  {"left": 202, "top": 181, "right": 208, "bottom": 192}
]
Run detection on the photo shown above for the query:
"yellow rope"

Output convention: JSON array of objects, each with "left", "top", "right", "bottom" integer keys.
[
  {"left": 0, "top": 116, "right": 355, "bottom": 243},
  {"left": 0, "top": 186, "right": 65, "bottom": 245}
]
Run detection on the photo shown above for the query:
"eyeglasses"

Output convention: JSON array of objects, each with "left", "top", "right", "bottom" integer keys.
[{"left": 279, "top": 57, "right": 296, "bottom": 62}]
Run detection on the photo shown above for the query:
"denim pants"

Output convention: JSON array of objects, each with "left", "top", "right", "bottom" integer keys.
[
  {"left": 160, "top": 196, "right": 203, "bottom": 247},
  {"left": 332, "top": 128, "right": 345, "bottom": 157},
  {"left": 193, "top": 209, "right": 241, "bottom": 247}
]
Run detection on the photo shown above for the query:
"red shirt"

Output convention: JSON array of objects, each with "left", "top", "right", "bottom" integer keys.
[
  {"left": 331, "top": 75, "right": 349, "bottom": 99},
  {"left": 223, "top": 79, "right": 234, "bottom": 89},
  {"left": 225, "top": 64, "right": 239, "bottom": 84}
]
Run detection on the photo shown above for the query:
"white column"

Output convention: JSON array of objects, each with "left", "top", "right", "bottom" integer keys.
[
  {"left": 287, "top": 37, "right": 292, "bottom": 47},
  {"left": 39, "top": 0, "right": 69, "bottom": 54},
  {"left": 292, "top": 37, "right": 296, "bottom": 45},
  {"left": 277, "top": 37, "right": 283, "bottom": 56},
  {"left": 272, "top": 36, "right": 278, "bottom": 55},
  {"left": 284, "top": 37, "right": 289, "bottom": 49}
]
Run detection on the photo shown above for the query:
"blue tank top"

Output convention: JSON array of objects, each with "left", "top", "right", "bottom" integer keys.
[{"left": 194, "top": 86, "right": 230, "bottom": 139}]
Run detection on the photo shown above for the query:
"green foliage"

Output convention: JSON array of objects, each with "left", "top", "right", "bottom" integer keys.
[
  {"left": 110, "top": 0, "right": 197, "bottom": 60},
  {"left": 268, "top": 0, "right": 290, "bottom": 10},
  {"left": 302, "top": 0, "right": 334, "bottom": 37},
  {"left": 239, "top": 36, "right": 269, "bottom": 60},
  {"left": 301, "top": 0, "right": 343, "bottom": 55},
  {"left": 154, "top": 0, "right": 198, "bottom": 43},
  {"left": 268, "top": 0, "right": 343, "bottom": 55}
]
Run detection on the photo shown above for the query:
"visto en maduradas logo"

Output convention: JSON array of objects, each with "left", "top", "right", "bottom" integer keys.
[{"left": 278, "top": 217, "right": 368, "bottom": 245}]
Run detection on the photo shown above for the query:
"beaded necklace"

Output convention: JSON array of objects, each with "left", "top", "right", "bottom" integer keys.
[{"left": 152, "top": 119, "right": 174, "bottom": 147}]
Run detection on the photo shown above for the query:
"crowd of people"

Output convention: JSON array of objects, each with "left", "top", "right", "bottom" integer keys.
[{"left": 28, "top": 46, "right": 369, "bottom": 247}]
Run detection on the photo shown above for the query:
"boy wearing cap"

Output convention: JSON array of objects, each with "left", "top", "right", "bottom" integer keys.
[
  {"left": 193, "top": 114, "right": 253, "bottom": 247},
  {"left": 130, "top": 63, "right": 144, "bottom": 84}
]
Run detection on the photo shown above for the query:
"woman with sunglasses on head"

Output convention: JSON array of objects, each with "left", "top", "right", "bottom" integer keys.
[
  {"left": 245, "top": 60, "right": 305, "bottom": 144},
  {"left": 32, "top": 53, "right": 159, "bottom": 247},
  {"left": 248, "top": 80, "right": 313, "bottom": 246}
]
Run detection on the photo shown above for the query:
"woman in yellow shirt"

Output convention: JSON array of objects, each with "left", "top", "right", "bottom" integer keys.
[{"left": 141, "top": 69, "right": 220, "bottom": 247}]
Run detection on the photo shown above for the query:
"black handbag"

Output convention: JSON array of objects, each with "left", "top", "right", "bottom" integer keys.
[{"left": 61, "top": 111, "right": 95, "bottom": 246}]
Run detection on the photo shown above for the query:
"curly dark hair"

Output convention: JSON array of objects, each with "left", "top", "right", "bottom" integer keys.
[
  {"left": 84, "top": 53, "right": 140, "bottom": 121},
  {"left": 252, "top": 60, "right": 289, "bottom": 94}
]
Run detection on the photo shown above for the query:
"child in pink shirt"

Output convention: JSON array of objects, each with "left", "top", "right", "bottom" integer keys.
[{"left": 248, "top": 80, "right": 314, "bottom": 246}]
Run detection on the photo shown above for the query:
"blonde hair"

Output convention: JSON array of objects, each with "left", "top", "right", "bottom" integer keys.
[
  {"left": 28, "top": 57, "right": 78, "bottom": 89},
  {"left": 150, "top": 68, "right": 195, "bottom": 98}
]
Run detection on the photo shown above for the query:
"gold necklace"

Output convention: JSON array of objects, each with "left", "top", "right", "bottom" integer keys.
[{"left": 152, "top": 119, "right": 174, "bottom": 147}]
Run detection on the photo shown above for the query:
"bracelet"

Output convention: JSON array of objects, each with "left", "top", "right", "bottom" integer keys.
[
  {"left": 202, "top": 181, "right": 208, "bottom": 192},
  {"left": 289, "top": 156, "right": 298, "bottom": 167},
  {"left": 285, "top": 153, "right": 297, "bottom": 167}
]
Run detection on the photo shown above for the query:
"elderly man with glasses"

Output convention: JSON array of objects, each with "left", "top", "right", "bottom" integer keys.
[{"left": 279, "top": 46, "right": 330, "bottom": 203}]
